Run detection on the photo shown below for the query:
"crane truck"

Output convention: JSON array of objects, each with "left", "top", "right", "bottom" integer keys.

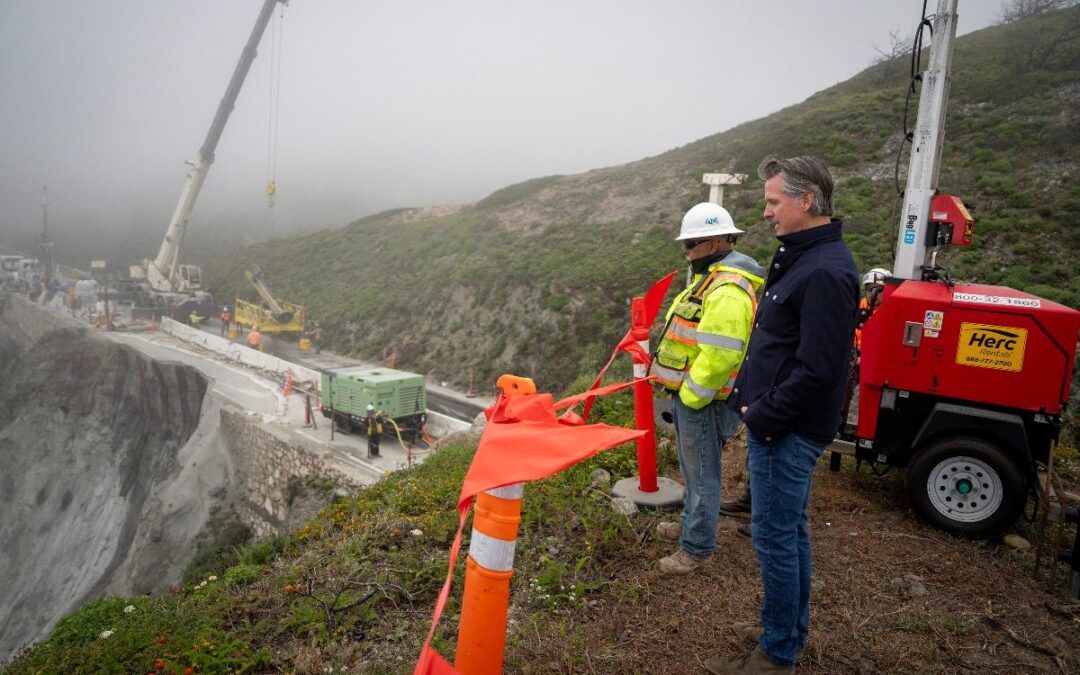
[
  {"left": 131, "top": 0, "right": 287, "bottom": 313},
  {"left": 840, "top": 0, "right": 1080, "bottom": 584}
]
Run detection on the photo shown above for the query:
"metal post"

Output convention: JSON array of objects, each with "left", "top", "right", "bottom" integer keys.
[
  {"left": 612, "top": 297, "right": 685, "bottom": 509},
  {"left": 893, "top": 0, "right": 959, "bottom": 280},
  {"left": 630, "top": 297, "right": 658, "bottom": 492}
]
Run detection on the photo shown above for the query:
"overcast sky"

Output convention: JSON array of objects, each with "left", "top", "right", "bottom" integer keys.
[{"left": 0, "top": 0, "right": 1002, "bottom": 260}]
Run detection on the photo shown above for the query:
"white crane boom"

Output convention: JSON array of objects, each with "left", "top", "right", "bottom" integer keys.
[{"left": 135, "top": 0, "right": 287, "bottom": 301}]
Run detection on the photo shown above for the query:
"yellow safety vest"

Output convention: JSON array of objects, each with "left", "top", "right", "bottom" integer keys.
[{"left": 650, "top": 266, "right": 759, "bottom": 404}]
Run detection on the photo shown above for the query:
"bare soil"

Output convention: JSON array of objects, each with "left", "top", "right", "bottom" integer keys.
[{"left": 509, "top": 437, "right": 1080, "bottom": 674}]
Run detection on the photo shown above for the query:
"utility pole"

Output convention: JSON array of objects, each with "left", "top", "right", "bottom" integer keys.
[{"left": 39, "top": 185, "right": 54, "bottom": 290}]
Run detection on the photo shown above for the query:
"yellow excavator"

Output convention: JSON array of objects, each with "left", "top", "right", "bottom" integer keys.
[{"left": 234, "top": 265, "right": 305, "bottom": 335}]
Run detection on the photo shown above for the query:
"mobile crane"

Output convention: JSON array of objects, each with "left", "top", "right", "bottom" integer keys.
[
  {"left": 843, "top": 0, "right": 1080, "bottom": 560},
  {"left": 131, "top": 0, "right": 287, "bottom": 310}
]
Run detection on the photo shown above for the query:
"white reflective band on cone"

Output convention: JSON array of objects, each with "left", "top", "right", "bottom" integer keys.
[
  {"left": 486, "top": 484, "right": 524, "bottom": 500},
  {"left": 468, "top": 530, "right": 518, "bottom": 572}
]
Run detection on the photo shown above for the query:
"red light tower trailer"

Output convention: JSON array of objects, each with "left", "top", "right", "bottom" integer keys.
[{"left": 844, "top": 0, "right": 1080, "bottom": 558}]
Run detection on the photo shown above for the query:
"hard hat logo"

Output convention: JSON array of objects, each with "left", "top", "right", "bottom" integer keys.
[{"left": 677, "top": 202, "right": 744, "bottom": 241}]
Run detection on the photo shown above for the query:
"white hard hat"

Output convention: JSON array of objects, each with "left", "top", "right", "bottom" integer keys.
[
  {"left": 676, "top": 202, "right": 743, "bottom": 240},
  {"left": 862, "top": 267, "right": 891, "bottom": 287},
  {"left": 366, "top": 404, "right": 375, "bottom": 412}
]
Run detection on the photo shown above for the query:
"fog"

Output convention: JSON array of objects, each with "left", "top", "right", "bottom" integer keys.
[{"left": 0, "top": 0, "right": 1001, "bottom": 267}]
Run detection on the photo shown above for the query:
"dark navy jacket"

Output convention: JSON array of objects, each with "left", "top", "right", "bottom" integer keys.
[{"left": 729, "top": 219, "right": 859, "bottom": 444}]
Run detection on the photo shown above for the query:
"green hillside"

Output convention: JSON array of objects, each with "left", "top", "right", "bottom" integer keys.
[{"left": 206, "top": 7, "right": 1080, "bottom": 398}]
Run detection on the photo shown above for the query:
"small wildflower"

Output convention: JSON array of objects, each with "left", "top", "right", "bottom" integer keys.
[
  {"left": 99, "top": 629, "right": 114, "bottom": 639},
  {"left": 157, "top": 634, "right": 167, "bottom": 644},
  {"left": 208, "top": 575, "right": 218, "bottom": 582},
  {"left": 410, "top": 529, "right": 423, "bottom": 537},
  {"left": 123, "top": 605, "right": 136, "bottom": 614},
  {"left": 198, "top": 580, "right": 207, "bottom": 588},
  {"left": 184, "top": 668, "right": 195, "bottom": 675},
  {"left": 155, "top": 659, "right": 166, "bottom": 670}
]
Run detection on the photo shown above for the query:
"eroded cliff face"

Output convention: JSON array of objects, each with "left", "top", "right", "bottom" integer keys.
[{"left": 0, "top": 296, "right": 230, "bottom": 661}]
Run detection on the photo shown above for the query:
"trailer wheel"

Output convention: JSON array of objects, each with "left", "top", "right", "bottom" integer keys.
[{"left": 906, "top": 436, "right": 1026, "bottom": 537}]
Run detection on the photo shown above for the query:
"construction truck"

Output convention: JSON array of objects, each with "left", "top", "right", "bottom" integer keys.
[
  {"left": 320, "top": 366, "right": 428, "bottom": 441},
  {"left": 838, "top": 0, "right": 1080, "bottom": 560},
  {"left": 233, "top": 264, "right": 306, "bottom": 335},
  {"left": 129, "top": 0, "right": 286, "bottom": 314}
]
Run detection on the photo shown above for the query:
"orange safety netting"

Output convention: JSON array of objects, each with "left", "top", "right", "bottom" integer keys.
[{"left": 414, "top": 272, "right": 675, "bottom": 674}]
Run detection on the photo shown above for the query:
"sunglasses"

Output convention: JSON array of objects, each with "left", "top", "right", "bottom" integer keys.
[{"left": 682, "top": 238, "right": 708, "bottom": 250}]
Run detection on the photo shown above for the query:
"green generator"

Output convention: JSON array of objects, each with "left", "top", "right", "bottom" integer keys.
[{"left": 320, "top": 366, "right": 427, "bottom": 436}]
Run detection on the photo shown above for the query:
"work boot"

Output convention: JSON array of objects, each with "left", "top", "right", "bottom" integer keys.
[
  {"left": 655, "top": 521, "right": 681, "bottom": 541},
  {"left": 732, "top": 623, "right": 805, "bottom": 661},
  {"left": 659, "top": 549, "right": 710, "bottom": 575},
  {"left": 720, "top": 487, "right": 752, "bottom": 519},
  {"left": 703, "top": 646, "right": 793, "bottom": 674},
  {"left": 736, "top": 523, "right": 751, "bottom": 539}
]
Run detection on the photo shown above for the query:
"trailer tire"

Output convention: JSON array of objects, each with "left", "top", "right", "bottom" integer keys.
[{"left": 906, "top": 435, "right": 1026, "bottom": 537}]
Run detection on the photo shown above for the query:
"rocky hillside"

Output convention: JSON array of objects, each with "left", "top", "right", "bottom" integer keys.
[
  {"left": 206, "top": 8, "right": 1080, "bottom": 399},
  {"left": 0, "top": 296, "right": 220, "bottom": 662}
]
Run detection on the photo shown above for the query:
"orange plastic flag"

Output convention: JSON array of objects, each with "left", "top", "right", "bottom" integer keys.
[
  {"left": 414, "top": 381, "right": 644, "bottom": 673},
  {"left": 578, "top": 271, "right": 676, "bottom": 422}
]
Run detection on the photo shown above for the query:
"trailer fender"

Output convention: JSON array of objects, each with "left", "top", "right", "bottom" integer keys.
[{"left": 912, "top": 402, "right": 1028, "bottom": 463}]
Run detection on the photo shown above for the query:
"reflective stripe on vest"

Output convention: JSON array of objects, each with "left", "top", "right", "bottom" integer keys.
[
  {"left": 651, "top": 362, "right": 687, "bottom": 390},
  {"left": 685, "top": 377, "right": 718, "bottom": 400},
  {"left": 695, "top": 332, "right": 744, "bottom": 351},
  {"left": 668, "top": 317, "right": 698, "bottom": 345},
  {"left": 650, "top": 270, "right": 757, "bottom": 397}
]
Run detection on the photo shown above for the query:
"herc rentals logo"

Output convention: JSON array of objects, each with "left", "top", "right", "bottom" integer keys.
[{"left": 955, "top": 323, "right": 1027, "bottom": 372}]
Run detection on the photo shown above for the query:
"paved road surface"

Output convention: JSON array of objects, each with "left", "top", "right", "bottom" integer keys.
[{"left": 230, "top": 324, "right": 491, "bottom": 423}]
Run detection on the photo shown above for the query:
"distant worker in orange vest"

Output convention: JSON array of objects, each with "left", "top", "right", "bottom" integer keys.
[
  {"left": 220, "top": 306, "right": 232, "bottom": 337},
  {"left": 854, "top": 267, "right": 890, "bottom": 352},
  {"left": 247, "top": 325, "right": 263, "bottom": 352}
]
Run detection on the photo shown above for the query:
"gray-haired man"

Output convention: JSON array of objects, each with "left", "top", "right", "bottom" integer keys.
[{"left": 707, "top": 156, "right": 859, "bottom": 674}]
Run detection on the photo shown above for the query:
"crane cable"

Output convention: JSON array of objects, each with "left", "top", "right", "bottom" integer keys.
[{"left": 264, "top": 4, "right": 286, "bottom": 238}]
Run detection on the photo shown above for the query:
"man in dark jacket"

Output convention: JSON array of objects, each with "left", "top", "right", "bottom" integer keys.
[{"left": 706, "top": 156, "right": 859, "bottom": 674}]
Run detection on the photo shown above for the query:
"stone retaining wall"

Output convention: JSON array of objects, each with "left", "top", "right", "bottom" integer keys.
[{"left": 220, "top": 409, "right": 362, "bottom": 538}]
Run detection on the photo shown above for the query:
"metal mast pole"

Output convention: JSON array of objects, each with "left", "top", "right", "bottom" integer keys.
[{"left": 893, "top": 0, "right": 959, "bottom": 281}]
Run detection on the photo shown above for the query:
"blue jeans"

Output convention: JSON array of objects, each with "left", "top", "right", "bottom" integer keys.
[
  {"left": 672, "top": 396, "right": 741, "bottom": 558},
  {"left": 747, "top": 430, "right": 827, "bottom": 667}
]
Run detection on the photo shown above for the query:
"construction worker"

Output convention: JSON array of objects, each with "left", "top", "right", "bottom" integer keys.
[
  {"left": 311, "top": 321, "right": 322, "bottom": 354},
  {"left": 247, "top": 324, "right": 263, "bottom": 352},
  {"left": 220, "top": 306, "right": 231, "bottom": 337},
  {"left": 854, "top": 267, "right": 890, "bottom": 351},
  {"left": 650, "top": 202, "right": 765, "bottom": 575},
  {"left": 366, "top": 404, "right": 383, "bottom": 458}
]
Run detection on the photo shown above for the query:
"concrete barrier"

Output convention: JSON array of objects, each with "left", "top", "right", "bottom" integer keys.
[
  {"left": 160, "top": 318, "right": 322, "bottom": 392},
  {"left": 426, "top": 410, "right": 471, "bottom": 437}
]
